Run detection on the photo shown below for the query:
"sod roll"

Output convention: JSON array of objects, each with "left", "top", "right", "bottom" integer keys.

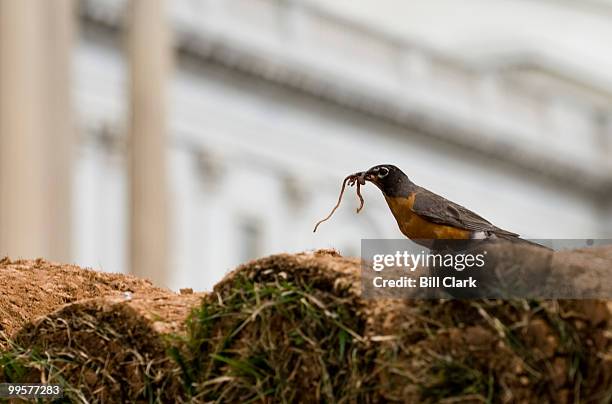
[{"left": 1, "top": 250, "right": 611, "bottom": 403}]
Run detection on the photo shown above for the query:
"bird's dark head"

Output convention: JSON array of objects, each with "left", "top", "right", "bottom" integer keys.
[{"left": 362, "top": 164, "right": 411, "bottom": 196}]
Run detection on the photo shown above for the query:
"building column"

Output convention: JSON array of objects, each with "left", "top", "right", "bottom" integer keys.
[
  {"left": 0, "top": 0, "right": 75, "bottom": 262},
  {"left": 127, "top": 0, "right": 171, "bottom": 285},
  {"left": 44, "top": 0, "right": 75, "bottom": 262},
  {"left": 0, "top": 1, "right": 48, "bottom": 258}
]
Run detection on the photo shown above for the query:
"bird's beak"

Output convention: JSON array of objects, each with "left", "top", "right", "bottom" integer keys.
[
  {"left": 363, "top": 170, "right": 377, "bottom": 183},
  {"left": 351, "top": 171, "right": 371, "bottom": 185}
]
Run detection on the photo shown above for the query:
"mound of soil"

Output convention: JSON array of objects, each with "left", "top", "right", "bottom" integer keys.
[
  {"left": 184, "top": 250, "right": 374, "bottom": 402},
  {"left": 1, "top": 249, "right": 611, "bottom": 403},
  {"left": 0, "top": 258, "right": 164, "bottom": 344},
  {"left": 179, "top": 250, "right": 612, "bottom": 403},
  {"left": 9, "top": 291, "right": 204, "bottom": 402}
]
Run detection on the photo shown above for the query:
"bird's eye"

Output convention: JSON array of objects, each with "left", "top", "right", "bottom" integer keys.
[{"left": 378, "top": 167, "right": 389, "bottom": 178}]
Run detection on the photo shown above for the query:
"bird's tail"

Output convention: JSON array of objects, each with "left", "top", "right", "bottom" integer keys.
[{"left": 494, "top": 233, "right": 553, "bottom": 251}]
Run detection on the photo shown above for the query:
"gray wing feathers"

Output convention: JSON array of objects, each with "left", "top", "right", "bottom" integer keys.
[{"left": 411, "top": 189, "right": 519, "bottom": 237}]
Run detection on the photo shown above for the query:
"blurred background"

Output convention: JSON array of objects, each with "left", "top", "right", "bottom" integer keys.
[{"left": 0, "top": 0, "right": 611, "bottom": 290}]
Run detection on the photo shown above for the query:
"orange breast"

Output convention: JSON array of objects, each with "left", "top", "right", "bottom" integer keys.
[{"left": 384, "top": 195, "right": 471, "bottom": 240}]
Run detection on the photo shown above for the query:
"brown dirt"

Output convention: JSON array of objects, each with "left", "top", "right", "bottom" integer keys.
[
  {"left": 1, "top": 249, "right": 611, "bottom": 403},
  {"left": 0, "top": 257, "right": 164, "bottom": 344},
  {"left": 10, "top": 291, "right": 205, "bottom": 402},
  {"left": 186, "top": 250, "right": 612, "bottom": 403},
  {"left": 0, "top": 257, "right": 206, "bottom": 402}
]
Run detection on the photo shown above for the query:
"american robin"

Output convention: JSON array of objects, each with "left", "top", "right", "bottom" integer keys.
[{"left": 360, "top": 164, "right": 531, "bottom": 249}]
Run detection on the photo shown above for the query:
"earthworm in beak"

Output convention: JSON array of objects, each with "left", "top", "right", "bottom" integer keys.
[{"left": 313, "top": 171, "right": 366, "bottom": 232}]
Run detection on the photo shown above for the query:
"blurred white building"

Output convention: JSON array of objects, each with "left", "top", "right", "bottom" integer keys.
[{"left": 74, "top": 0, "right": 612, "bottom": 290}]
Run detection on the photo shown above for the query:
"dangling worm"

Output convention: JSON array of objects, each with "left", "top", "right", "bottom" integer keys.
[{"left": 313, "top": 172, "right": 366, "bottom": 232}]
